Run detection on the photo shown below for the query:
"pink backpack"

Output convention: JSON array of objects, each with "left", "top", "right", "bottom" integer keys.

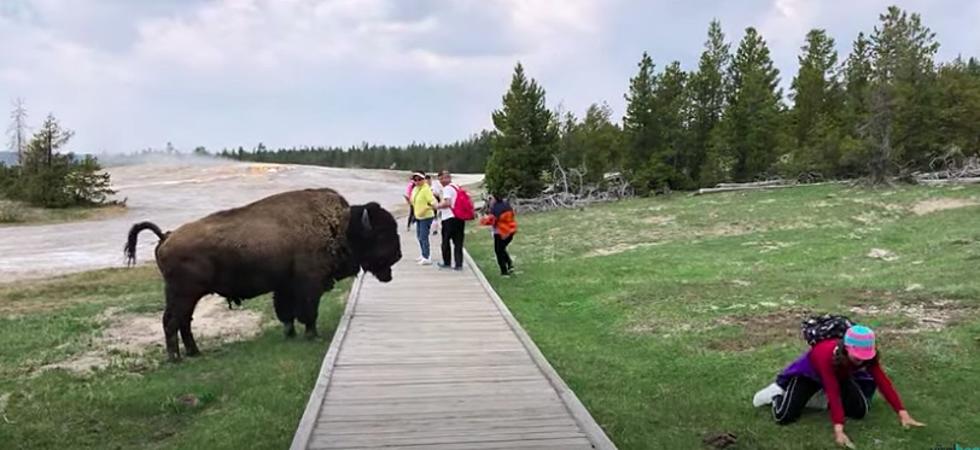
[{"left": 450, "top": 184, "right": 475, "bottom": 221}]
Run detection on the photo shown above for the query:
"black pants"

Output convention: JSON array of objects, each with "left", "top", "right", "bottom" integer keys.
[
  {"left": 407, "top": 206, "right": 416, "bottom": 229},
  {"left": 441, "top": 218, "right": 465, "bottom": 268},
  {"left": 494, "top": 234, "right": 514, "bottom": 275},
  {"left": 772, "top": 376, "right": 876, "bottom": 424}
]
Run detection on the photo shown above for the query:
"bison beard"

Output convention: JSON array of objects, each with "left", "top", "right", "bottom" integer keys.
[{"left": 124, "top": 188, "right": 401, "bottom": 361}]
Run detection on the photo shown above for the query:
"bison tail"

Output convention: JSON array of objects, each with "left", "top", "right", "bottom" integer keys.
[{"left": 124, "top": 221, "right": 168, "bottom": 266}]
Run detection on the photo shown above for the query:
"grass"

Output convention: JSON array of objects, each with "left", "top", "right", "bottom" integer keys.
[
  {"left": 0, "top": 267, "right": 349, "bottom": 449},
  {"left": 467, "top": 183, "right": 980, "bottom": 449},
  {"left": 0, "top": 199, "right": 126, "bottom": 225}
]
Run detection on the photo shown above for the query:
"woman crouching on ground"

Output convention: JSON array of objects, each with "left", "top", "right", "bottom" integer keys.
[
  {"left": 771, "top": 325, "right": 925, "bottom": 448},
  {"left": 479, "top": 194, "right": 517, "bottom": 276}
]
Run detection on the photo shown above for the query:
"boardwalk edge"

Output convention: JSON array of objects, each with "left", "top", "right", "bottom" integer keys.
[
  {"left": 289, "top": 272, "right": 365, "bottom": 450},
  {"left": 463, "top": 249, "right": 618, "bottom": 450}
]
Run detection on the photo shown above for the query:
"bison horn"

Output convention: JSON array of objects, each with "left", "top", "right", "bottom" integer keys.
[{"left": 361, "top": 208, "right": 371, "bottom": 231}]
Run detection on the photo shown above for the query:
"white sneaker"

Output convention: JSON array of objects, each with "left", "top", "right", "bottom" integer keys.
[
  {"left": 752, "top": 382, "right": 784, "bottom": 407},
  {"left": 418, "top": 258, "right": 432, "bottom": 266},
  {"left": 415, "top": 256, "right": 424, "bottom": 262}
]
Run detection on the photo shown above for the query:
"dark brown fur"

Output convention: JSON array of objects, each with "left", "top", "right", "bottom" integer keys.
[{"left": 124, "top": 188, "right": 401, "bottom": 361}]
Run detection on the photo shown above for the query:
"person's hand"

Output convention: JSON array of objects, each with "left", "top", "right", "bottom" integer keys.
[
  {"left": 834, "top": 425, "right": 855, "bottom": 449},
  {"left": 898, "top": 410, "right": 925, "bottom": 429}
]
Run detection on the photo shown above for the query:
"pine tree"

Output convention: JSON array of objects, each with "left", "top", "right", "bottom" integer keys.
[
  {"left": 839, "top": 33, "right": 875, "bottom": 176},
  {"left": 23, "top": 114, "right": 74, "bottom": 173},
  {"left": 578, "top": 103, "right": 624, "bottom": 184},
  {"left": 867, "top": 6, "right": 941, "bottom": 177},
  {"left": 655, "top": 61, "right": 691, "bottom": 188},
  {"left": 788, "top": 29, "right": 845, "bottom": 178},
  {"left": 485, "top": 63, "right": 557, "bottom": 197},
  {"left": 718, "top": 27, "right": 784, "bottom": 182},
  {"left": 937, "top": 58, "right": 980, "bottom": 157},
  {"left": 622, "top": 52, "right": 661, "bottom": 192},
  {"left": 689, "top": 20, "right": 730, "bottom": 186}
]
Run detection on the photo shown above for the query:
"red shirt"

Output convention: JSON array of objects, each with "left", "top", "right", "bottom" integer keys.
[{"left": 808, "top": 339, "right": 905, "bottom": 424}]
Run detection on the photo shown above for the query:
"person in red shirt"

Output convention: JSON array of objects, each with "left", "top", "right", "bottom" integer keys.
[{"left": 771, "top": 325, "right": 925, "bottom": 448}]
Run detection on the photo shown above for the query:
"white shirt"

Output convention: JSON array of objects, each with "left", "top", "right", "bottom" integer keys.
[
  {"left": 438, "top": 183, "right": 457, "bottom": 221},
  {"left": 430, "top": 182, "right": 442, "bottom": 199}
]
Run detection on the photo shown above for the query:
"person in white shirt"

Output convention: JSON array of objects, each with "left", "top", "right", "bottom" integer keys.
[
  {"left": 435, "top": 170, "right": 465, "bottom": 270},
  {"left": 428, "top": 174, "right": 442, "bottom": 236}
]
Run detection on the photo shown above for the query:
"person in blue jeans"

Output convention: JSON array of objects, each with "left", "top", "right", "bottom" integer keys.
[{"left": 409, "top": 172, "right": 437, "bottom": 265}]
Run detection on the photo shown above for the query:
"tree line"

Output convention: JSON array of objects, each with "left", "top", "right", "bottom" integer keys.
[
  {"left": 486, "top": 6, "right": 980, "bottom": 196},
  {"left": 221, "top": 132, "right": 492, "bottom": 174},
  {"left": 1, "top": 102, "right": 115, "bottom": 208}
]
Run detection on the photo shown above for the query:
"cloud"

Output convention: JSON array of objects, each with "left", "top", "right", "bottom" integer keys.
[{"left": 0, "top": 0, "right": 974, "bottom": 153}]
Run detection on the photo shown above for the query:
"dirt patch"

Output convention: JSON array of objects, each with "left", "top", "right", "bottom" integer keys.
[
  {"left": 911, "top": 198, "right": 980, "bottom": 215},
  {"left": 585, "top": 242, "right": 662, "bottom": 258},
  {"left": 848, "top": 298, "right": 972, "bottom": 334},
  {"left": 40, "top": 296, "right": 264, "bottom": 375},
  {"left": 708, "top": 308, "right": 806, "bottom": 352},
  {"left": 642, "top": 215, "right": 676, "bottom": 226}
]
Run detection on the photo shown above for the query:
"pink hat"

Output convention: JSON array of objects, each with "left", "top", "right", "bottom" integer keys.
[{"left": 843, "top": 325, "right": 877, "bottom": 361}]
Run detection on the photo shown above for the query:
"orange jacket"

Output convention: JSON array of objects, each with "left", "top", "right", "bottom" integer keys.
[{"left": 480, "top": 210, "right": 517, "bottom": 238}]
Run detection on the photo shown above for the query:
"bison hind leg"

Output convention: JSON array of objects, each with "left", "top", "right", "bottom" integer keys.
[{"left": 164, "top": 286, "right": 205, "bottom": 361}]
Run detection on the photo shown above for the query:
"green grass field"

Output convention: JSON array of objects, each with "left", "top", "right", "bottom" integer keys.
[
  {"left": 0, "top": 267, "right": 349, "bottom": 449},
  {"left": 0, "top": 199, "right": 126, "bottom": 225},
  {"left": 467, "top": 184, "right": 980, "bottom": 449}
]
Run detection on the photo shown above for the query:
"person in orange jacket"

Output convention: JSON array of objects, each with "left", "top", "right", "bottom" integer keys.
[{"left": 479, "top": 194, "right": 517, "bottom": 276}]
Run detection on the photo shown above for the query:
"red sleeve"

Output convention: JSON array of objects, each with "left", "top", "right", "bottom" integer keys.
[
  {"left": 809, "top": 341, "right": 846, "bottom": 425},
  {"left": 868, "top": 362, "right": 905, "bottom": 413}
]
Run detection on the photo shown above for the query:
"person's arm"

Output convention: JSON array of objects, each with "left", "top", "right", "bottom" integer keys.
[
  {"left": 810, "top": 344, "right": 853, "bottom": 448},
  {"left": 867, "top": 362, "right": 904, "bottom": 413},
  {"left": 810, "top": 348, "right": 846, "bottom": 426},
  {"left": 868, "top": 362, "right": 925, "bottom": 429}
]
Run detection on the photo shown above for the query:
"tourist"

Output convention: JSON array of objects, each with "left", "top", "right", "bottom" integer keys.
[
  {"left": 479, "top": 194, "right": 517, "bottom": 276},
  {"left": 409, "top": 172, "right": 437, "bottom": 265},
  {"left": 766, "top": 325, "right": 925, "bottom": 448},
  {"left": 435, "top": 170, "right": 465, "bottom": 270},
  {"left": 404, "top": 173, "right": 417, "bottom": 232},
  {"left": 428, "top": 174, "right": 442, "bottom": 236}
]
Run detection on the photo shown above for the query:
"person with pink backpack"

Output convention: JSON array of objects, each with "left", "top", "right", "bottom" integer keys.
[{"left": 434, "top": 170, "right": 475, "bottom": 271}]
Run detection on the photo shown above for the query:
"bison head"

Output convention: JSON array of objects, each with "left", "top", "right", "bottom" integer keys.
[{"left": 347, "top": 202, "right": 401, "bottom": 282}]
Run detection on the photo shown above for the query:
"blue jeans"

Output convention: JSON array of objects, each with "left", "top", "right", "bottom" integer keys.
[{"left": 415, "top": 217, "right": 433, "bottom": 259}]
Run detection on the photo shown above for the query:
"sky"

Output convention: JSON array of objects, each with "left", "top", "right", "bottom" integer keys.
[{"left": 1, "top": 0, "right": 978, "bottom": 154}]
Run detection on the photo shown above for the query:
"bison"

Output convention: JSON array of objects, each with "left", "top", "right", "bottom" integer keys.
[{"left": 123, "top": 188, "right": 401, "bottom": 361}]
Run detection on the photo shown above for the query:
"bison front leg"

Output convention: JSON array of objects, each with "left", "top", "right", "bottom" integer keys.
[
  {"left": 296, "top": 281, "right": 326, "bottom": 339},
  {"left": 273, "top": 289, "right": 297, "bottom": 338}
]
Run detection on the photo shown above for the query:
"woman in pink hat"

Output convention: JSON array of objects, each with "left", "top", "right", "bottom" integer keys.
[{"left": 770, "top": 325, "right": 925, "bottom": 448}]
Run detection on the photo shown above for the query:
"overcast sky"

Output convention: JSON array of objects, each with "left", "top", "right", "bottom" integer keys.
[{"left": 1, "top": 0, "right": 978, "bottom": 154}]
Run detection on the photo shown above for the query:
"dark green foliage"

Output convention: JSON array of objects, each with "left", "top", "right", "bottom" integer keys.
[
  {"left": 0, "top": 114, "right": 115, "bottom": 208},
  {"left": 716, "top": 27, "right": 783, "bottom": 182},
  {"left": 784, "top": 29, "right": 845, "bottom": 179},
  {"left": 556, "top": 103, "right": 625, "bottom": 184},
  {"left": 936, "top": 58, "right": 980, "bottom": 158},
  {"left": 864, "top": 6, "right": 942, "bottom": 180},
  {"left": 485, "top": 63, "right": 558, "bottom": 197},
  {"left": 689, "top": 20, "right": 731, "bottom": 186},
  {"left": 225, "top": 132, "right": 491, "bottom": 174}
]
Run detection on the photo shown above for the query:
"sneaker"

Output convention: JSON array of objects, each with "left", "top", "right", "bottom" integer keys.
[
  {"left": 452, "top": 266, "right": 464, "bottom": 272},
  {"left": 415, "top": 255, "right": 424, "bottom": 262},
  {"left": 436, "top": 262, "right": 451, "bottom": 269},
  {"left": 418, "top": 258, "right": 432, "bottom": 266}
]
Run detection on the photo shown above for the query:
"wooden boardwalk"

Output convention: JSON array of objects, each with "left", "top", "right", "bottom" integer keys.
[{"left": 291, "top": 230, "right": 616, "bottom": 450}]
